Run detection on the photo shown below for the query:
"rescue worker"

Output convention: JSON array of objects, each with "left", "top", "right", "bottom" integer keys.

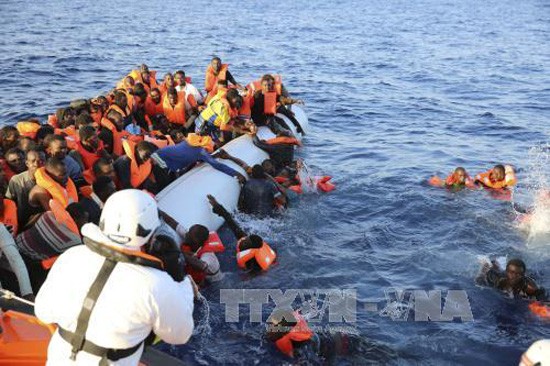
[
  {"left": 475, "top": 164, "right": 517, "bottom": 189},
  {"left": 29, "top": 157, "right": 79, "bottom": 210},
  {"left": 477, "top": 258, "right": 547, "bottom": 300},
  {"left": 207, "top": 194, "right": 277, "bottom": 272},
  {"left": 519, "top": 339, "right": 550, "bottom": 366},
  {"left": 35, "top": 189, "right": 197, "bottom": 366},
  {"left": 239, "top": 164, "right": 286, "bottom": 217}
]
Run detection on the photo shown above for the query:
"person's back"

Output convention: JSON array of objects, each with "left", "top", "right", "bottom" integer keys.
[
  {"left": 35, "top": 243, "right": 194, "bottom": 365},
  {"left": 240, "top": 166, "right": 280, "bottom": 217}
]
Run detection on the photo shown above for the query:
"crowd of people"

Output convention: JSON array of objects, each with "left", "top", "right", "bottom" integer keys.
[{"left": 0, "top": 57, "right": 338, "bottom": 364}]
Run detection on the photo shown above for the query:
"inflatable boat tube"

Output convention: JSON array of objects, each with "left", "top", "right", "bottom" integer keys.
[{"left": 156, "top": 105, "right": 308, "bottom": 231}]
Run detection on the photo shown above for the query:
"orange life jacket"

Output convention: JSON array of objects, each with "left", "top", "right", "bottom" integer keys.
[
  {"left": 181, "top": 232, "right": 225, "bottom": 284},
  {"left": 79, "top": 184, "right": 93, "bottom": 198},
  {"left": 247, "top": 75, "right": 283, "bottom": 95},
  {"left": 122, "top": 140, "right": 152, "bottom": 189},
  {"left": 49, "top": 199, "right": 79, "bottom": 235},
  {"left": 100, "top": 112, "right": 131, "bottom": 156},
  {"left": 265, "top": 136, "right": 302, "bottom": 146},
  {"left": 274, "top": 312, "right": 314, "bottom": 358},
  {"left": 128, "top": 69, "right": 158, "bottom": 93},
  {"left": 82, "top": 169, "right": 95, "bottom": 185},
  {"left": 76, "top": 140, "right": 104, "bottom": 170},
  {"left": 144, "top": 96, "right": 164, "bottom": 117},
  {"left": 54, "top": 125, "right": 76, "bottom": 138},
  {"left": 475, "top": 169, "right": 517, "bottom": 189},
  {"left": 16, "top": 121, "right": 41, "bottom": 139},
  {"left": 239, "top": 91, "right": 253, "bottom": 119},
  {"left": 205, "top": 64, "right": 228, "bottom": 93},
  {"left": 163, "top": 92, "right": 187, "bottom": 125},
  {"left": 263, "top": 91, "right": 278, "bottom": 115},
  {"left": 236, "top": 238, "right": 276, "bottom": 271},
  {"left": 0, "top": 199, "right": 18, "bottom": 237},
  {"left": 47, "top": 114, "right": 59, "bottom": 128},
  {"left": 34, "top": 167, "right": 78, "bottom": 208},
  {"left": 90, "top": 110, "right": 103, "bottom": 125},
  {"left": 186, "top": 133, "right": 214, "bottom": 153},
  {"left": 316, "top": 176, "right": 336, "bottom": 192}
]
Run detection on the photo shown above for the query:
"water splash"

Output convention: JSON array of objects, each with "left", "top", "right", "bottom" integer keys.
[{"left": 193, "top": 291, "right": 212, "bottom": 336}]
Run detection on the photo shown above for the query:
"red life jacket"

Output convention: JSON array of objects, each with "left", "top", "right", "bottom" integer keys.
[
  {"left": 122, "top": 140, "right": 152, "bottom": 189},
  {"left": 274, "top": 312, "right": 314, "bottom": 358},
  {"left": 144, "top": 96, "right": 164, "bottom": 117},
  {"left": 316, "top": 176, "right": 335, "bottom": 192},
  {"left": 76, "top": 140, "right": 104, "bottom": 170},
  {"left": 265, "top": 136, "right": 302, "bottom": 146},
  {"left": 0, "top": 199, "right": 18, "bottom": 237},
  {"left": 181, "top": 232, "right": 225, "bottom": 284},
  {"left": 163, "top": 92, "right": 187, "bottom": 125},
  {"left": 236, "top": 238, "right": 276, "bottom": 271},
  {"left": 34, "top": 167, "right": 78, "bottom": 208}
]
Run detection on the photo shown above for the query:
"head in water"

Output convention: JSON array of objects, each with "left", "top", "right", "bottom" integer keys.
[
  {"left": 506, "top": 258, "right": 526, "bottom": 287},
  {"left": 490, "top": 164, "right": 505, "bottom": 182},
  {"left": 185, "top": 224, "right": 209, "bottom": 251},
  {"left": 453, "top": 167, "right": 467, "bottom": 184}
]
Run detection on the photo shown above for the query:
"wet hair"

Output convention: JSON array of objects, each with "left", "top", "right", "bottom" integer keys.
[
  {"left": 66, "top": 202, "right": 89, "bottom": 224},
  {"left": 78, "top": 125, "right": 96, "bottom": 141},
  {"left": 493, "top": 164, "right": 505, "bottom": 174},
  {"left": 92, "top": 175, "right": 114, "bottom": 196},
  {"left": 92, "top": 157, "right": 113, "bottom": 177},
  {"left": 36, "top": 125, "right": 55, "bottom": 141},
  {"left": 249, "top": 234, "right": 264, "bottom": 248},
  {"left": 507, "top": 259, "right": 526, "bottom": 274},
  {"left": 251, "top": 164, "right": 265, "bottom": 179},
  {"left": 133, "top": 83, "right": 147, "bottom": 100},
  {"left": 188, "top": 224, "right": 209, "bottom": 246},
  {"left": 75, "top": 112, "right": 94, "bottom": 129}
]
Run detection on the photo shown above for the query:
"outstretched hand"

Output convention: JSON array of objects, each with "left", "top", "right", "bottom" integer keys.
[
  {"left": 207, "top": 194, "right": 226, "bottom": 216},
  {"left": 216, "top": 149, "right": 230, "bottom": 159}
]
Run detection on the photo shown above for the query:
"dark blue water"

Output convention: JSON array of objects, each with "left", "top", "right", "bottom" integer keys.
[{"left": 1, "top": 0, "right": 549, "bottom": 364}]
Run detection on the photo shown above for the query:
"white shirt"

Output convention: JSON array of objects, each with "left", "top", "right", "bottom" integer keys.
[
  {"left": 35, "top": 233, "right": 194, "bottom": 365},
  {"left": 176, "top": 83, "right": 204, "bottom": 106}
]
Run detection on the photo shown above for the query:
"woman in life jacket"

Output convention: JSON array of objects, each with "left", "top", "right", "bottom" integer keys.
[
  {"left": 207, "top": 194, "right": 277, "bottom": 272},
  {"left": 428, "top": 167, "right": 475, "bottom": 190}
]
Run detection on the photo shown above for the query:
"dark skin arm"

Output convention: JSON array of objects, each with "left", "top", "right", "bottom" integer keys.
[
  {"left": 207, "top": 194, "right": 247, "bottom": 239},
  {"left": 28, "top": 185, "right": 52, "bottom": 212}
]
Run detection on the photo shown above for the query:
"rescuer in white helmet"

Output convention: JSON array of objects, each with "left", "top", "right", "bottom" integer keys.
[
  {"left": 35, "top": 189, "right": 197, "bottom": 365},
  {"left": 519, "top": 339, "right": 550, "bottom": 366}
]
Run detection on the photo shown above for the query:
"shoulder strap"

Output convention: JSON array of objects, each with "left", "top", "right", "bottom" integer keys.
[{"left": 70, "top": 258, "right": 117, "bottom": 361}]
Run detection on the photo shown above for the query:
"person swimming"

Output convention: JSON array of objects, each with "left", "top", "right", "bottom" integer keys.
[
  {"left": 477, "top": 258, "right": 547, "bottom": 301},
  {"left": 474, "top": 164, "right": 517, "bottom": 190},
  {"left": 428, "top": 167, "right": 475, "bottom": 190}
]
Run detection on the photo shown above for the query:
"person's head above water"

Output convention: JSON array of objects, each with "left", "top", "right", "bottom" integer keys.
[
  {"left": 453, "top": 167, "right": 467, "bottom": 184},
  {"left": 184, "top": 224, "right": 209, "bottom": 251},
  {"left": 490, "top": 164, "right": 505, "bottom": 182},
  {"left": 506, "top": 258, "right": 526, "bottom": 287},
  {"left": 265, "top": 308, "right": 299, "bottom": 342},
  {"left": 251, "top": 164, "right": 265, "bottom": 179}
]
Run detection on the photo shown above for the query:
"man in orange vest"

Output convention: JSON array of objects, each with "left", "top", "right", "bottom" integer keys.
[
  {"left": 114, "top": 141, "right": 160, "bottom": 193},
  {"left": 29, "top": 157, "right": 78, "bottom": 211},
  {"left": 207, "top": 195, "right": 277, "bottom": 272},
  {"left": 43, "top": 134, "right": 83, "bottom": 184},
  {"left": 70, "top": 126, "right": 111, "bottom": 171},
  {"left": 204, "top": 56, "right": 242, "bottom": 99}
]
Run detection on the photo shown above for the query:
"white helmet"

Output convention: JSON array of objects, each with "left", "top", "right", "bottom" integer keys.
[
  {"left": 98, "top": 189, "right": 160, "bottom": 249},
  {"left": 520, "top": 339, "right": 550, "bottom": 366}
]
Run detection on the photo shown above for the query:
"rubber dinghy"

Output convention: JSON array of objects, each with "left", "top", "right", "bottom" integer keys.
[{"left": 157, "top": 105, "right": 309, "bottom": 230}]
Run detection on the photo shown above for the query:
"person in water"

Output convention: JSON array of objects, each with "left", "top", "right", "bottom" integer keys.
[
  {"left": 429, "top": 167, "right": 475, "bottom": 189},
  {"left": 474, "top": 164, "right": 517, "bottom": 189},
  {"left": 207, "top": 194, "right": 277, "bottom": 272},
  {"left": 477, "top": 258, "right": 547, "bottom": 301},
  {"left": 239, "top": 164, "right": 286, "bottom": 217}
]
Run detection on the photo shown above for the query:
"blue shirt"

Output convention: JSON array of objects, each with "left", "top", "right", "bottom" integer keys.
[{"left": 154, "top": 140, "right": 239, "bottom": 177}]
